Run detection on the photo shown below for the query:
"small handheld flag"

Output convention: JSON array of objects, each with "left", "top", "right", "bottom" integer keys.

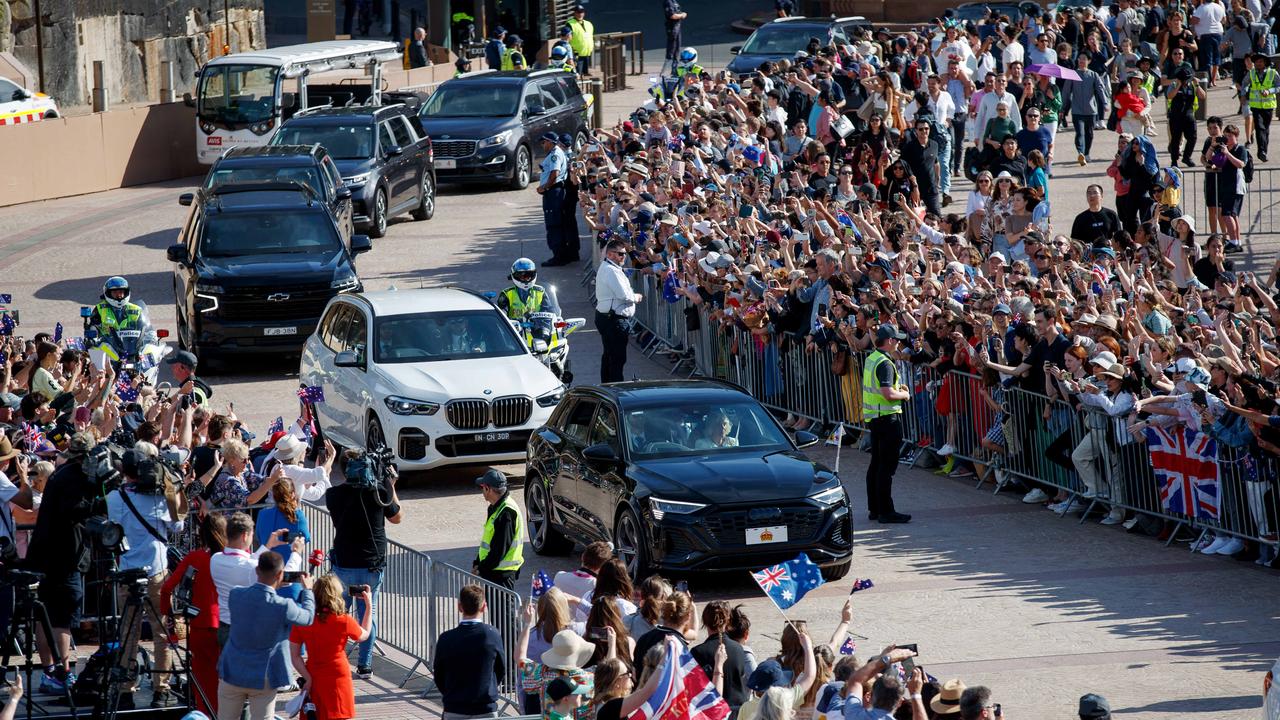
[
  {"left": 850, "top": 578, "right": 874, "bottom": 593},
  {"left": 0, "top": 294, "right": 11, "bottom": 303},
  {"left": 838, "top": 636, "right": 857, "bottom": 656},
  {"left": 53, "top": 322, "right": 63, "bottom": 343},
  {"left": 115, "top": 377, "right": 139, "bottom": 403},
  {"left": 297, "top": 385, "right": 326, "bottom": 403},
  {"left": 531, "top": 570, "right": 554, "bottom": 600},
  {"left": 751, "top": 553, "right": 825, "bottom": 610},
  {"left": 267, "top": 416, "right": 285, "bottom": 435}
]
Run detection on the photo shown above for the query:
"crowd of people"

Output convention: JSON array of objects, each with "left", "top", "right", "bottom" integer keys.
[
  {"left": 569, "top": 0, "right": 1280, "bottom": 562},
  {"left": 0, "top": 295, "right": 402, "bottom": 719}
]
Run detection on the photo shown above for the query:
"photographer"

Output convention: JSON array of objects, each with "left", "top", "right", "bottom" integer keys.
[
  {"left": 24, "top": 432, "right": 96, "bottom": 695},
  {"left": 105, "top": 447, "right": 185, "bottom": 709},
  {"left": 324, "top": 449, "right": 402, "bottom": 679}
]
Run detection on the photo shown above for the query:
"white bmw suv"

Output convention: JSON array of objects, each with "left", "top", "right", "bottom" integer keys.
[{"left": 300, "top": 288, "right": 565, "bottom": 470}]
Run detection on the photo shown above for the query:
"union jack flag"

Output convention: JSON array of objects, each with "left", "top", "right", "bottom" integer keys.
[
  {"left": 1145, "top": 425, "right": 1220, "bottom": 520},
  {"left": 267, "top": 416, "right": 285, "bottom": 435},
  {"left": 115, "top": 377, "right": 139, "bottom": 403},
  {"left": 21, "top": 423, "right": 55, "bottom": 454},
  {"left": 752, "top": 565, "right": 790, "bottom": 592},
  {"left": 628, "top": 641, "right": 730, "bottom": 720}
]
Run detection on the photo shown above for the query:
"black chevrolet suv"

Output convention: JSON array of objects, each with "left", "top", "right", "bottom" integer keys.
[
  {"left": 273, "top": 103, "right": 435, "bottom": 238},
  {"left": 166, "top": 182, "right": 371, "bottom": 361},
  {"left": 187, "top": 144, "right": 354, "bottom": 244},
  {"left": 418, "top": 69, "right": 590, "bottom": 189}
]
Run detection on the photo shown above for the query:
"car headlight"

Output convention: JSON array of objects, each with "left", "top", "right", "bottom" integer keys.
[
  {"left": 384, "top": 395, "right": 440, "bottom": 416},
  {"left": 331, "top": 273, "right": 359, "bottom": 291},
  {"left": 249, "top": 119, "right": 275, "bottom": 135},
  {"left": 478, "top": 131, "right": 511, "bottom": 149},
  {"left": 536, "top": 388, "right": 564, "bottom": 408},
  {"left": 344, "top": 172, "right": 371, "bottom": 188},
  {"left": 810, "top": 485, "right": 847, "bottom": 506},
  {"left": 195, "top": 282, "right": 224, "bottom": 294},
  {"left": 648, "top": 497, "right": 706, "bottom": 521}
]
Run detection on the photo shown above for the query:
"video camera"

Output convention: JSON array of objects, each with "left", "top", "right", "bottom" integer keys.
[{"left": 342, "top": 445, "right": 395, "bottom": 493}]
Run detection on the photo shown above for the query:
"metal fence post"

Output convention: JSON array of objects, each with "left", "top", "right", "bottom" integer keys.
[
  {"left": 91, "top": 61, "right": 108, "bottom": 113},
  {"left": 160, "top": 60, "right": 175, "bottom": 104}
]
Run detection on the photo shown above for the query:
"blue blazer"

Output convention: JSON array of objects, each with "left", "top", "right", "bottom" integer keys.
[{"left": 217, "top": 583, "right": 315, "bottom": 690}]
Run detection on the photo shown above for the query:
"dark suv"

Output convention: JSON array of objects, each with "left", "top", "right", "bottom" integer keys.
[
  {"left": 272, "top": 104, "right": 435, "bottom": 238},
  {"left": 166, "top": 182, "right": 371, "bottom": 361},
  {"left": 418, "top": 69, "right": 590, "bottom": 189},
  {"left": 186, "top": 144, "right": 354, "bottom": 244},
  {"left": 726, "top": 16, "right": 867, "bottom": 81}
]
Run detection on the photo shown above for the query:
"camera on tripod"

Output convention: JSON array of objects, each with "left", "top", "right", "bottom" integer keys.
[
  {"left": 106, "top": 567, "right": 149, "bottom": 588},
  {"left": 342, "top": 445, "right": 395, "bottom": 491}
]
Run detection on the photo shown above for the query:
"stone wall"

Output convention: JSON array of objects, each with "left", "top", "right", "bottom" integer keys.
[{"left": 2, "top": 0, "right": 265, "bottom": 113}]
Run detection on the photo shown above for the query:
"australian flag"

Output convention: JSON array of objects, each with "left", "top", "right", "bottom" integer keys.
[
  {"left": 628, "top": 641, "right": 730, "bottom": 720},
  {"left": 53, "top": 322, "right": 63, "bottom": 343},
  {"left": 65, "top": 337, "right": 84, "bottom": 351},
  {"left": 0, "top": 294, "right": 10, "bottom": 303},
  {"left": 267, "top": 416, "right": 285, "bottom": 435},
  {"left": 850, "top": 578, "right": 874, "bottom": 593},
  {"left": 1146, "top": 425, "right": 1220, "bottom": 520},
  {"left": 21, "top": 423, "right": 55, "bottom": 454},
  {"left": 838, "top": 636, "right": 857, "bottom": 656},
  {"left": 115, "top": 377, "right": 139, "bottom": 403},
  {"left": 750, "top": 552, "right": 825, "bottom": 610},
  {"left": 297, "top": 385, "right": 325, "bottom": 403},
  {"left": 530, "top": 570, "right": 554, "bottom": 600},
  {"left": 0, "top": 314, "right": 14, "bottom": 336}
]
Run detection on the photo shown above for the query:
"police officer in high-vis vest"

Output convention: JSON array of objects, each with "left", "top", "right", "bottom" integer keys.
[
  {"left": 91, "top": 276, "right": 147, "bottom": 341},
  {"left": 501, "top": 34, "right": 527, "bottom": 70},
  {"left": 567, "top": 5, "right": 594, "bottom": 76},
  {"left": 861, "top": 324, "right": 913, "bottom": 524},
  {"left": 1247, "top": 52, "right": 1279, "bottom": 161},
  {"left": 497, "top": 258, "right": 561, "bottom": 321},
  {"left": 473, "top": 469, "right": 524, "bottom": 589}
]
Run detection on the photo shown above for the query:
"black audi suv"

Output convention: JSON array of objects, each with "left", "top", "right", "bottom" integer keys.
[{"left": 525, "top": 380, "right": 853, "bottom": 579}]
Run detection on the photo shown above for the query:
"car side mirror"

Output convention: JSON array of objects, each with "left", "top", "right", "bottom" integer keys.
[
  {"left": 793, "top": 430, "right": 819, "bottom": 449},
  {"left": 178, "top": 192, "right": 194, "bottom": 206},
  {"left": 336, "top": 186, "right": 353, "bottom": 200},
  {"left": 526, "top": 102, "right": 546, "bottom": 117},
  {"left": 166, "top": 244, "right": 189, "bottom": 264},
  {"left": 183, "top": 92, "right": 196, "bottom": 108},
  {"left": 384, "top": 145, "right": 403, "bottom": 157},
  {"left": 350, "top": 235, "right": 372, "bottom": 254},
  {"left": 334, "top": 350, "right": 364, "bottom": 368},
  {"left": 582, "top": 442, "right": 619, "bottom": 468},
  {"left": 730, "top": 45, "right": 742, "bottom": 55}
]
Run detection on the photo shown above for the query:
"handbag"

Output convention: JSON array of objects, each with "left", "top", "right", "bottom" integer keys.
[
  {"left": 830, "top": 348, "right": 849, "bottom": 375},
  {"left": 120, "top": 489, "right": 183, "bottom": 572},
  {"left": 856, "top": 95, "right": 877, "bottom": 122},
  {"left": 831, "top": 114, "right": 855, "bottom": 139}
]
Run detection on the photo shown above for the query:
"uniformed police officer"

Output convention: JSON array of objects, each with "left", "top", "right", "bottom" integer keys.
[
  {"left": 549, "top": 44, "right": 575, "bottom": 73},
  {"left": 485, "top": 26, "right": 507, "bottom": 70},
  {"left": 90, "top": 276, "right": 147, "bottom": 340},
  {"left": 501, "top": 34, "right": 526, "bottom": 70},
  {"left": 472, "top": 468, "right": 524, "bottom": 590},
  {"left": 862, "top": 324, "right": 912, "bottom": 524},
  {"left": 537, "top": 132, "right": 573, "bottom": 266},
  {"left": 498, "top": 258, "right": 561, "bottom": 321},
  {"left": 1247, "top": 52, "right": 1279, "bottom": 161},
  {"left": 453, "top": 56, "right": 472, "bottom": 79},
  {"left": 567, "top": 5, "right": 594, "bottom": 76},
  {"left": 558, "top": 132, "right": 582, "bottom": 263},
  {"left": 165, "top": 349, "right": 213, "bottom": 406}
]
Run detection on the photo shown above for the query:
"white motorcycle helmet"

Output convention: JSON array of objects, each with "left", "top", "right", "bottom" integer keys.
[
  {"left": 510, "top": 258, "right": 538, "bottom": 290},
  {"left": 103, "top": 276, "right": 131, "bottom": 310},
  {"left": 679, "top": 47, "right": 698, "bottom": 68}
]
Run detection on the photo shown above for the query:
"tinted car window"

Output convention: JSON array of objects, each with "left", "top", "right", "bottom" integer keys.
[
  {"left": 0, "top": 77, "right": 21, "bottom": 98},
  {"left": 421, "top": 84, "right": 521, "bottom": 116},
  {"left": 321, "top": 156, "right": 343, "bottom": 197},
  {"left": 274, "top": 124, "right": 375, "bottom": 159},
  {"left": 344, "top": 308, "right": 368, "bottom": 357},
  {"left": 372, "top": 310, "right": 526, "bottom": 363},
  {"left": 389, "top": 115, "right": 415, "bottom": 147},
  {"left": 201, "top": 211, "right": 342, "bottom": 257},
  {"left": 739, "top": 25, "right": 824, "bottom": 54},
  {"left": 321, "top": 304, "right": 352, "bottom": 351},
  {"left": 204, "top": 166, "right": 324, "bottom": 196},
  {"left": 588, "top": 405, "right": 620, "bottom": 453},
  {"left": 378, "top": 122, "right": 396, "bottom": 154},
  {"left": 624, "top": 400, "right": 791, "bottom": 458},
  {"left": 539, "top": 80, "right": 566, "bottom": 108},
  {"left": 557, "top": 76, "right": 582, "bottom": 102},
  {"left": 523, "top": 88, "right": 544, "bottom": 113},
  {"left": 561, "top": 399, "right": 597, "bottom": 445}
]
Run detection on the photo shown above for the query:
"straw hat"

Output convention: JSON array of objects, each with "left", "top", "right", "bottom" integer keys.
[
  {"left": 931, "top": 679, "right": 967, "bottom": 715},
  {"left": 540, "top": 629, "right": 595, "bottom": 671}
]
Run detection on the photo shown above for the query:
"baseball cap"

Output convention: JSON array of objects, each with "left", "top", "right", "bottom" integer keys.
[
  {"left": 1165, "top": 357, "right": 1199, "bottom": 375},
  {"left": 539, "top": 132, "right": 560, "bottom": 144},
  {"left": 747, "top": 660, "right": 788, "bottom": 692},
  {"left": 475, "top": 468, "right": 508, "bottom": 490},
  {"left": 993, "top": 303, "right": 1012, "bottom": 316},
  {"left": 166, "top": 349, "right": 198, "bottom": 369},
  {"left": 875, "top": 324, "right": 908, "bottom": 343}
]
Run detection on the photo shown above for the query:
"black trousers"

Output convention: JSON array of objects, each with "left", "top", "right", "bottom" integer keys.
[
  {"left": 1253, "top": 106, "right": 1274, "bottom": 157},
  {"left": 478, "top": 568, "right": 518, "bottom": 590},
  {"left": 951, "top": 115, "right": 967, "bottom": 174},
  {"left": 1168, "top": 113, "right": 1197, "bottom": 164},
  {"left": 559, "top": 186, "right": 581, "bottom": 261},
  {"left": 542, "top": 185, "right": 566, "bottom": 257},
  {"left": 596, "top": 311, "right": 630, "bottom": 383},
  {"left": 865, "top": 414, "right": 903, "bottom": 517},
  {"left": 665, "top": 27, "right": 681, "bottom": 61}
]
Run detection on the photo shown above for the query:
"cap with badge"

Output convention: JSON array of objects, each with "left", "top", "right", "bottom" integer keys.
[
  {"left": 475, "top": 468, "right": 508, "bottom": 490},
  {"left": 875, "top": 323, "right": 908, "bottom": 343}
]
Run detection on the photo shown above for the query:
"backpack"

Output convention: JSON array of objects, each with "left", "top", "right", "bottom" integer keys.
[{"left": 1243, "top": 146, "right": 1255, "bottom": 184}]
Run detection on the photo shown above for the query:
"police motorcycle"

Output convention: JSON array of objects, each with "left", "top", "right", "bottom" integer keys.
[
  {"left": 486, "top": 261, "right": 584, "bottom": 384},
  {"left": 81, "top": 277, "right": 171, "bottom": 385}
]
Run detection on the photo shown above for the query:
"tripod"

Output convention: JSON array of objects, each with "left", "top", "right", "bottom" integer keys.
[
  {"left": 92, "top": 568, "right": 185, "bottom": 719},
  {"left": 0, "top": 571, "right": 79, "bottom": 718}
]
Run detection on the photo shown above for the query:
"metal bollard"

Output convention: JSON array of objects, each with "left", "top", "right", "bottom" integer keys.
[
  {"left": 91, "top": 61, "right": 108, "bottom": 112},
  {"left": 589, "top": 77, "right": 603, "bottom": 130},
  {"left": 160, "top": 60, "right": 175, "bottom": 104}
]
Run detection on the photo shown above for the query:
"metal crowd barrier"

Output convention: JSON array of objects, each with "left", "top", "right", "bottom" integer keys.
[
  {"left": 625, "top": 284, "right": 1280, "bottom": 550},
  {"left": 175, "top": 500, "right": 524, "bottom": 710},
  {"left": 1179, "top": 166, "right": 1278, "bottom": 240}
]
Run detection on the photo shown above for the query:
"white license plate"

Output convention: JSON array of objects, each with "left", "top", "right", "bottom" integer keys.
[
  {"left": 474, "top": 431, "right": 511, "bottom": 442},
  {"left": 263, "top": 326, "right": 297, "bottom": 336},
  {"left": 746, "top": 526, "right": 788, "bottom": 545},
  {"left": 436, "top": 159, "right": 457, "bottom": 169}
]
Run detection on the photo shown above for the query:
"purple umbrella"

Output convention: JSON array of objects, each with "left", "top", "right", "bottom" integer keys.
[{"left": 1026, "top": 63, "right": 1082, "bottom": 81}]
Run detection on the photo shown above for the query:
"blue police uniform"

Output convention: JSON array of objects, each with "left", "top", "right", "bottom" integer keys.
[{"left": 539, "top": 145, "right": 570, "bottom": 263}]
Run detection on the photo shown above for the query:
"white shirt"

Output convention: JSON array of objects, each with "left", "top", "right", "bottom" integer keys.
[
  {"left": 595, "top": 259, "right": 638, "bottom": 317},
  {"left": 764, "top": 104, "right": 788, "bottom": 127},
  {"left": 1002, "top": 41, "right": 1025, "bottom": 68},
  {"left": 554, "top": 569, "right": 597, "bottom": 622},
  {"left": 210, "top": 545, "right": 270, "bottom": 624},
  {"left": 0, "top": 471, "right": 18, "bottom": 545},
  {"left": 1193, "top": 1, "right": 1226, "bottom": 35}
]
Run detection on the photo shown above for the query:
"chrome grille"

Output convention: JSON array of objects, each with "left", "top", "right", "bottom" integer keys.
[
  {"left": 492, "top": 396, "right": 532, "bottom": 428},
  {"left": 433, "top": 140, "right": 477, "bottom": 158},
  {"left": 218, "top": 286, "right": 335, "bottom": 321},
  {"left": 446, "top": 400, "right": 489, "bottom": 430}
]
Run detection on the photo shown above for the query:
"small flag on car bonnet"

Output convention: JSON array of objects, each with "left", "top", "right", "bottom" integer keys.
[{"left": 297, "top": 385, "right": 325, "bottom": 403}]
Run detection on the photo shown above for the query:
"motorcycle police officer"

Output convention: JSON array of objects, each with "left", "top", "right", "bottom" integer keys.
[
  {"left": 90, "top": 276, "right": 146, "bottom": 340},
  {"left": 472, "top": 469, "right": 524, "bottom": 590},
  {"left": 453, "top": 56, "right": 472, "bottom": 78},
  {"left": 497, "top": 258, "right": 561, "bottom": 321},
  {"left": 549, "top": 43, "right": 575, "bottom": 73}
]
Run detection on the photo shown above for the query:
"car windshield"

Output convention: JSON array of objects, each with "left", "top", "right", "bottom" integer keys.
[
  {"left": 420, "top": 84, "right": 520, "bottom": 117},
  {"left": 739, "top": 25, "right": 826, "bottom": 55},
  {"left": 374, "top": 310, "right": 526, "bottom": 363},
  {"left": 197, "top": 64, "right": 279, "bottom": 125},
  {"left": 204, "top": 166, "right": 324, "bottom": 195},
  {"left": 273, "top": 124, "right": 374, "bottom": 160},
  {"left": 624, "top": 400, "right": 792, "bottom": 458},
  {"left": 201, "top": 211, "right": 341, "bottom": 257}
]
